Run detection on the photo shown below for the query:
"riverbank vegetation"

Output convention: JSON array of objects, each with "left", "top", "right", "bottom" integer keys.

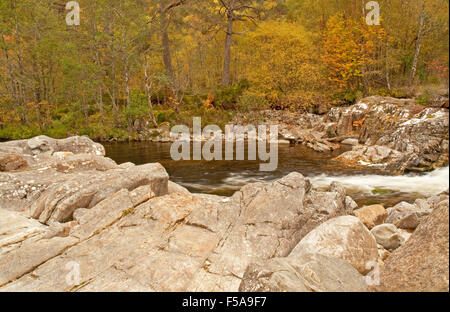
[{"left": 0, "top": 0, "right": 448, "bottom": 141}]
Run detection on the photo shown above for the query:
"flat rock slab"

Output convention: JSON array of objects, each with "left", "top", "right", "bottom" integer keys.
[
  {"left": 0, "top": 173, "right": 355, "bottom": 292},
  {"left": 239, "top": 253, "right": 367, "bottom": 292}
]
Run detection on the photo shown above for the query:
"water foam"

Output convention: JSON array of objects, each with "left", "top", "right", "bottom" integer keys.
[
  {"left": 309, "top": 167, "right": 449, "bottom": 196},
  {"left": 178, "top": 167, "right": 449, "bottom": 198}
]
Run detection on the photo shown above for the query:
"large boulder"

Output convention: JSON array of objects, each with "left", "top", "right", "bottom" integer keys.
[
  {"left": 386, "top": 201, "right": 431, "bottom": 230},
  {"left": 372, "top": 200, "right": 449, "bottom": 292},
  {"left": 168, "top": 181, "right": 190, "bottom": 195},
  {"left": 239, "top": 253, "right": 367, "bottom": 292},
  {"left": 354, "top": 205, "right": 387, "bottom": 229},
  {"left": 189, "top": 174, "right": 353, "bottom": 291},
  {"left": 29, "top": 163, "right": 169, "bottom": 224},
  {"left": 290, "top": 216, "right": 378, "bottom": 274},
  {"left": 371, "top": 224, "right": 405, "bottom": 251},
  {"left": 0, "top": 135, "right": 105, "bottom": 157},
  {"left": 0, "top": 172, "right": 357, "bottom": 292},
  {"left": 333, "top": 145, "right": 420, "bottom": 174}
]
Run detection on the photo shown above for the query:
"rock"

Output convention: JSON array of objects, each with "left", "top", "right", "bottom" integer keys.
[
  {"left": 0, "top": 153, "right": 29, "bottom": 172},
  {"left": 341, "top": 138, "right": 359, "bottom": 146},
  {"left": 52, "top": 152, "right": 74, "bottom": 159},
  {"left": 51, "top": 154, "right": 118, "bottom": 173},
  {"left": 0, "top": 235, "right": 79, "bottom": 286},
  {"left": 27, "top": 136, "right": 54, "bottom": 155},
  {"left": 239, "top": 253, "right": 367, "bottom": 292},
  {"left": 386, "top": 201, "right": 431, "bottom": 230},
  {"left": 168, "top": 181, "right": 190, "bottom": 195},
  {"left": 326, "top": 97, "right": 449, "bottom": 174},
  {"left": 326, "top": 102, "right": 371, "bottom": 137},
  {"left": 334, "top": 145, "right": 419, "bottom": 174},
  {"left": 354, "top": 205, "right": 387, "bottom": 229},
  {"left": 129, "top": 185, "right": 156, "bottom": 207},
  {"left": 190, "top": 172, "right": 351, "bottom": 291},
  {"left": 232, "top": 96, "right": 448, "bottom": 168},
  {"left": 377, "top": 244, "right": 391, "bottom": 262},
  {"left": 371, "top": 224, "right": 404, "bottom": 250},
  {"left": 290, "top": 216, "right": 378, "bottom": 274},
  {"left": 376, "top": 107, "right": 449, "bottom": 171},
  {"left": 43, "top": 221, "right": 77, "bottom": 239},
  {"left": 372, "top": 201, "right": 449, "bottom": 292},
  {"left": 30, "top": 163, "right": 169, "bottom": 224},
  {"left": 0, "top": 209, "right": 46, "bottom": 253},
  {"left": 398, "top": 229, "right": 412, "bottom": 244},
  {"left": 56, "top": 136, "right": 105, "bottom": 156},
  {"left": 413, "top": 198, "right": 432, "bottom": 211},
  {"left": 118, "top": 162, "right": 135, "bottom": 169},
  {"left": 345, "top": 196, "right": 359, "bottom": 213},
  {"left": 0, "top": 135, "right": 105, "bottom": 157},
  {"left": 279, "top": 127, "right": 340, "bottom": 152},
  {"left": 0, "top": 170, "right": 356, "bottom": 292},
  {"left": 71, "top": 189, "right": 136, "bottom": 240}
]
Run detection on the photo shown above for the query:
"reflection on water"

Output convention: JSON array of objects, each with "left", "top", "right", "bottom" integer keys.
[{"left": 104, "top": 142, "right": 449, "bottom": 207}]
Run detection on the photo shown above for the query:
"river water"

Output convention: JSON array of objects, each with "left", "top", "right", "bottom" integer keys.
[{"left": 104, "top": 142, "right": 449, "bottom": 207}]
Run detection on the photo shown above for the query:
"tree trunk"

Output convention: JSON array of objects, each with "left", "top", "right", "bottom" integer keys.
[
  {"left": 82, "top": 92, "right": 89, "bottom": 130},
  {"left": 159, "top": 2, "right": 175, "bottom": 83},
  {"left": 98, "top": 86, "right": 104, "bottom": 124},
  {"left": 385, "top": 39, "right": 392, "bottom": 90},
  {"left": 111, "top": 62, "right": 119, "bottom": 127},
  {"left": 222, "top": 16, "right": 234, "bottom": 87},
  {"left": 384, "top": 0, "right": 392, "bottom": 90},
  {"left": 144, "top": 62, "right": 158, "bottom": 128},
  {"left": 124, "top": 59, "right": 132, "bottom": 131},
  {"left": 1, "top": 33, "right": 19, "bottom": 109},
  {"left": 409, "top": 1, "right": 426, "bottom": 86},
  {"left": 13, "top": 0, "right": 28, "bottom": 123}
]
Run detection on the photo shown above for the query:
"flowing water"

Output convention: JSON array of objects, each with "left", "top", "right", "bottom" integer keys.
[{"left": 104, "top": 142, "right": 449, "bottom": 207}]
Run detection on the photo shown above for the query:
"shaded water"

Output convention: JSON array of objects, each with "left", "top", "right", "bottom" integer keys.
[{"left": 104, "top": 142, "right": 449, "bottom": 207}]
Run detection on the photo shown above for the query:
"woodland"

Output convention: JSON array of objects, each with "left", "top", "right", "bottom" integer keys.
[{"left": 0, "top": 0, "right": 448, "bottom": 140}]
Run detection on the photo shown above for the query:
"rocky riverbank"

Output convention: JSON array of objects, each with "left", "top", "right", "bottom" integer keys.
[
  {"left": 232, "top": 96, "right": 449, "bottom": 174},
  {"left": 132, "top": 96, "right": 449, "bottom": 175},
  {"left": 0, "top": 136, "right": 448, "bottom": 292}
]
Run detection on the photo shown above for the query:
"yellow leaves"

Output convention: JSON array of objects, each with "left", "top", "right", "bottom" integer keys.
[
  {"left": 167, "top": 96, "right": 180, "bottom": 108},
  {"left": 263, "top": 1, "right": 278, "bottom": 11},
  {"left": 202, "top": 94, "right": 215, "bottom": 111},
  {"left": 353, "top": 116, "right": 367, "bottom": 128},
  {"left": 237, "top": 20, "right": 323, "bottom": 93},
  {"left": 2, "top": 34, "right": 14, "bottom": 43},
  {"left": 323, "top": 14, "right": 386, "bottom": 90}
]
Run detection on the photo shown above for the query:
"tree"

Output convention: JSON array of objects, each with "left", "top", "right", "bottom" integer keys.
[
  {"left": 215, "top": 0, "right": 268, "bottom": 86},
  {"left": 409, "top": 0, "right": 426, "bottom": 86}
]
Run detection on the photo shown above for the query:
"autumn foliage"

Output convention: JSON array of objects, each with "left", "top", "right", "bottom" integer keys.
[{"left": 0, "top": 0, "right": 448, "bottom": 140}]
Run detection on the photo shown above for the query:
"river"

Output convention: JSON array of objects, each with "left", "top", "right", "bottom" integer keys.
[{"left": 104, "top": 142, "right": 449, "bottom": 207}]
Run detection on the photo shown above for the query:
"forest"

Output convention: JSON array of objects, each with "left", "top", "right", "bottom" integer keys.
[{"left": 0, "top": 0, "right": 448, "bottom": 141}]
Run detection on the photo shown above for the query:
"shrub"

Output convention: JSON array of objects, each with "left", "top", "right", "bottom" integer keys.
[
  {"left": 214, "top": 79, "right": 250, "bottom": 110},
  {"left": 237, "top": 90, "right": 269, "bottom": 112}
]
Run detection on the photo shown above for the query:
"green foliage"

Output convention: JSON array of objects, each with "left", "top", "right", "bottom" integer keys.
[
  {"left": 125, "top": 92, "right": 150, "bottom": 121},
  {"left": 370, "top": 88, "right": 412, "bottom": 99},
  {"left": 416, "top": 89, "right": 433, "bottom": 106},
  {"left": 155, "top": 110, "right": 177, "bottom": 124},
  {"left": 331, "top": 90, "right": 364, "bottom": 106},
  {"left": 237, "top": 90, "right": 269, "bottom": 112},
  {"left": 0, "top": 124, "right": 40, "bottom": 140},
  {"left": 0, "top": 0, "right": 448, "bottom": 141},
  {"left": 214, "top": 80, "right": 250, "bottom": 110}
]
